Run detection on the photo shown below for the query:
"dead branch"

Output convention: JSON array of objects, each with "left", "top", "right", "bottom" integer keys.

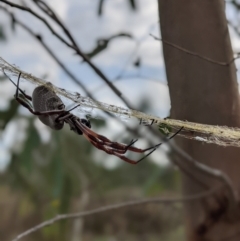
[{"left": 12, "top": 188, "right": 219, "bottom": 241}]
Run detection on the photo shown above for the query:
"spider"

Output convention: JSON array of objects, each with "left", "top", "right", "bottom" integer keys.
[{"left": 4, "top": 72, "right": 183, "bottom": 164}]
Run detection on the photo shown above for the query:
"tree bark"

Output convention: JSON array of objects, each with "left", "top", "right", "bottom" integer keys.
[{"left": 158, "top": 1, "right": 240, "bottom": 240}]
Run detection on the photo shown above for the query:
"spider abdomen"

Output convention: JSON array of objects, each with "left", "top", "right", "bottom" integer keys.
[{"left": 32, "top": 83, "right": 64, "bottom": 130}]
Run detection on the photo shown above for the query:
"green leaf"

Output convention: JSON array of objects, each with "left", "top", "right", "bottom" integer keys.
[{"left": 158, "top": 123, "right": 172, "bottom": 136}]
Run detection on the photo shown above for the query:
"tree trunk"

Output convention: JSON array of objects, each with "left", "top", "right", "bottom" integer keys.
[{"left": 158, "top": 1, "right": 240, "bottom": 240}]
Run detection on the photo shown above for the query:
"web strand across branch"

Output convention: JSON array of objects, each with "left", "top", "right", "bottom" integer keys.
[{"left": 1, "top": 56, "right": 240, "bottom": 147}]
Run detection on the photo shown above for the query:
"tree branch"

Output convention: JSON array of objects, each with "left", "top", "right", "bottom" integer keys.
[
  {"left": 0, "top": 0, "right": 130, "bottom": 102},
  {"left": 12, "top": 188, "right": 219, "bottom": 241},
  {"left": 150, "top": 34, "right": 240, "bottom": 66},
  {"left": 0, "top": 0, "right": 73, "bottom": 47}
]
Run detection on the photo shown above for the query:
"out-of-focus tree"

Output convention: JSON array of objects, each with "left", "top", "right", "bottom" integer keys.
[{"left": 159, "top": 0, "right": 240, "bottom": 240}]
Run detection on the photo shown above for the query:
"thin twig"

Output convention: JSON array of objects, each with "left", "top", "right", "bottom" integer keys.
[
  {"left": 31, "top": 0, "right": 126, "bottom": 100},
  {"left": 0, "top": 0, "right": 127, "bottom": 101},
  {"left": 0, "top": 0, "right": 73, "bottom": 48},
  {"left": 0, "top": 6, "right": 92, "bottom": 96},
  {"left": 150, "top": 34, "right": 239, "bottom": 66},
  {"left": 12, "top": 188, "right": 219, "bottom": 241}
]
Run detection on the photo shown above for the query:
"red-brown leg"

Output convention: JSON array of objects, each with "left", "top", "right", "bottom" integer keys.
[
  {"left": 82, "top": 131, "right": 156, "bottom": 164},
  {"left": 72, "top": 119, "right": 134, "bottom": 155},
  {"left": 76, "top": 119, "right": 183, "bottom": 154},
  {"left": 74, "top": 119, "right": 139, "bottom": 154}
]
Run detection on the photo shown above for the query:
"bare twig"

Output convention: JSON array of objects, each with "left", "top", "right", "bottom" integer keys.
[
  {"left": 150, "top": 34, "right": 239, "bottom": 66},
  {"left": 0, "top": 0, "right": 73, "bottom": 47},
  {"left": 31, "top": 0, "right": 126, "bottom": 100},
  {"left": 0, "top": 5, "right": 93, "bottom": 97},
  {"left": 12, "top": 188, "right": 219, "bottom": 241},
  {"left": 0, "top": 0, "right": 127, "bottom": 101}
]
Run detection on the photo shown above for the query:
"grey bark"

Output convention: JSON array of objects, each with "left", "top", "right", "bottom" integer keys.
[{"left": 158, "top": 1, "right": 240, "bottom": 240}]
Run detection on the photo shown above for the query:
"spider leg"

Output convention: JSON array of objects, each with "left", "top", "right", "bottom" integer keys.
[
  {"left": 127, "top": 126, "right": 184, "bottom": 153},
  {"left": 4, "top": 71, "right": 32, "bottom": 101},
  {"left": 64, "top": 118, "right": 83, "bottom": 135},
  {"left": 139, "top": 118, "right": 155, "bottom": 126},
  {"left": 55, "top": 105, "right": 92, "bottom": 123},
  {"left": 81, "top": 130, "right": 157, "bottom": 164},
  {"left": 80, "top": 119, "right": 91, "bottom": 128},
  {"left": 75, "top": 118, "right": 183, "bottom": 154},
  {"left": 145, "top": 119, "right": 155, "bottom": 126},
  {"left": 11, "top": 73, "right": 66, "bottom": 116},
  {"left": 86, "top": 127, "right": 182, "bottom": 164},
  {"left": 72, "top": 119, "right": 138, "bottom": 154},
  {"left": 74, "top": 119, "right": 140, "bottom": 153},
  {"left": 112, "top": 148, "right": 157, "bottom": 165},
  {"left": 71, "top": 116, "right": 183, "bottom": 162},
  {"left": 56, "top": 112, "right": 72, "bottom": 122},
  {"left": 64, "top": 117, "right": 91, "bottom": 135},
  {"left": 114, "top": 125, "right": 182, "bottom": 155},
  {"left": 81, "top": 131, "right": 145, "bottom": 160}
]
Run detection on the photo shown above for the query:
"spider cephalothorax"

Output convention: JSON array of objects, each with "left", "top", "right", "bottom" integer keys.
[{"left": 5, "top": 72, "right": 182, "bottom": 164}]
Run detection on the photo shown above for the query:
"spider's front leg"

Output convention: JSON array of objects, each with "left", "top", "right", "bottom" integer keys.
[
  {"left": 3, "top": 70, "right": 32, "bottom": 101},
  {"left": 6, "top": 72, "right": 67, "bottom": 117}
]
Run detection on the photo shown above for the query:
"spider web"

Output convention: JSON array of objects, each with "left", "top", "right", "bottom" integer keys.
[{"left": 1, "top": 56, "right": 240, "bottom": 147}]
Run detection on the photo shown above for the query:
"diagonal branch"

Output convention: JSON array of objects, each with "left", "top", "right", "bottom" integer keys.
[
  {"left": 31, "top": 0, "right": 127, "bottom": 101},
  {"left": 12, "top": 187, "right": 219, "bottom": 241},
  {"left": 0, "top": 6, "right": 91, "bottom": 96},
  {"left": 0, "top": 0, "right": 128, "bottom": 102},
  {"left": 150, "top": 34, "right": 240, "bottom": 66},
  {"left": 0, "top": 0, "right": 73, "bottom": 47}
]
